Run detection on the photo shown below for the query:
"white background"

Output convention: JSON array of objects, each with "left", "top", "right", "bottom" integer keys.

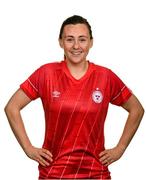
[{"left": 0, "top": 0, "right": 146, "bottom": 179}]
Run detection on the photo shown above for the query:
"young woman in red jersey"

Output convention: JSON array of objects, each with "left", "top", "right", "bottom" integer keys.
[{"left": 5, "top": 15, "right": 144, "bottom": 179}]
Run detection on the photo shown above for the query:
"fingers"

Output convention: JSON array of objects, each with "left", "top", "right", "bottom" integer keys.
[
  {"left": 99, "top": 147, "right": 124, "bottom": 166},
  {"left": 100, "top": 156, "right": 113, "bottom": 166},
  {"left": 36, "top": 154, "right": 50, "bottom": 167},
  {"left": 26, "top": 146, "right": 53, "bottom": 167},
  {"left": 42, "top": 148, "right": 53, "bottom": 157},
  {"left": 38, "top": 149, "right": 53, "bottom": 166},
  {"left": 99, "top": 150, "right": 113, "bottom": 166},
  {"left": 99, "top": 150, "right": 107, "bottom": 158}
]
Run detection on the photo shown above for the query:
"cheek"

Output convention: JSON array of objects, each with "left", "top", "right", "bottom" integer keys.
[
  {"left": 80, "top": 42, "right": 92, "bottom": 50},
  {"left": 82, "top": 45, "right": 91, "bottom": 52},
  {"left": 63, "top": 43, "right": 73, "bottom": 51}
]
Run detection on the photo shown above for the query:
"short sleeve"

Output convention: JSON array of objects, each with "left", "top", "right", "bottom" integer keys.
[
  {"left": 20, "top": 67, "right": 43, "bottom": 100},
  {"left": 109, "top": 69, "right": 132, "bottom": 106}
]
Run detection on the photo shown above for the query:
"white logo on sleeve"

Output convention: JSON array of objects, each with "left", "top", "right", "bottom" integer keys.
[{"left": 92, "top": 88, "right": 103, "bottom": 103}]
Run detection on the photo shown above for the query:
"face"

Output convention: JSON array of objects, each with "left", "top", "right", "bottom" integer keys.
[{"left": 59, "top": 24, "right": 93, "bottom": 65}]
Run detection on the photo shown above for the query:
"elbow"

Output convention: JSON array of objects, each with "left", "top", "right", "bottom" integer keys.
[
  {"left": 134, "top": 104, "right": 145, "bottom": 122},
  {"left": 140, "top": 106, "right": 145, "bottom": 118},
  {"left": 138, "top": 106, "right": 145, "bottom": 125},
  {"left": 129, "top": 103, "right": 145, "bottom": 124},
  {"left": 4, "top": 102, "right": 19, "bottom": 118},
  {"left": 4, "top": 103, "right": 10, "bottom": 115},
  {"left": 4, "top": 103, "right": 13, "bottom": 117}
]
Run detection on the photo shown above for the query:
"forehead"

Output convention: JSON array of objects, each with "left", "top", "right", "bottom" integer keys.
[{"left": 62, "top": 24, "right": 90, "bottom": 37}]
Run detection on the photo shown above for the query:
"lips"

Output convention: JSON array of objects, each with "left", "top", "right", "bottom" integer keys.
[{"left": 71, "top": 51, "right": 82, "bottom": 55}]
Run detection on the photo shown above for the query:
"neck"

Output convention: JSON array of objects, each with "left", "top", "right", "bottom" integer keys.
[{"left": 65, "top": 59, "right": 89, "bottom": 80}]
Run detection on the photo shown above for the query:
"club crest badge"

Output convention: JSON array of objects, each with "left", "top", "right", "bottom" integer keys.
[
  {"left": 92, "top": 88, "right": 103, "bottom": 103},
  {"left": 52, "top": 90, "right": 61, "bottom": 98}
]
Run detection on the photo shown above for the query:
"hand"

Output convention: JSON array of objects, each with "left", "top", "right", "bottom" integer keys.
[
  {"left": 25, "top": 145, "right": 53, "bottom": 167},
  {"left": 99, "top": 146, "right": 125, "bottom": 166}
]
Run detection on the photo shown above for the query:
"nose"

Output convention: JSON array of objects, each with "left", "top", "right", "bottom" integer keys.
[{"left": 73, "top": 40, "right": 79, "bottom": 49}]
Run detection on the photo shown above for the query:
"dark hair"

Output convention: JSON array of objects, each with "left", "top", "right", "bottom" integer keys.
[{"left": 59, "top": 15, "right": 93, "bottom": 39}]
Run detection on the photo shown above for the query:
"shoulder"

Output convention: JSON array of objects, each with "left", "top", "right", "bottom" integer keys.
[
  {"left": 91, "top": 62, "right": 111, "bottom": 75},
  {"left": 90, "top": 62, "right": 120, "bottom": 82},
  {"left": 28, "top": 61, "right": 62, "bottom": 79},
  {"left": 36, "top": 61, "right": 62, "bottom": 74},
  {"left": 39, "top": 61, "right": 62, "bottom": 70}
]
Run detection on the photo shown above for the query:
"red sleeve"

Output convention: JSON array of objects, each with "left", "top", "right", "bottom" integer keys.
[
  {"left": 20, "top": 67, "right": 43, "bottom": 100},
  {"left": 109, "top": 69, "right": 132, "bottom": 106}
]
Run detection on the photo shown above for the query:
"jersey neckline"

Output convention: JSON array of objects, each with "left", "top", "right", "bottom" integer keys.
[{"left": 61, "top": 60, "right": 95, "bottom": 83}]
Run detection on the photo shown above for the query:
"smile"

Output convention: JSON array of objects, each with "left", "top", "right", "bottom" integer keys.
[{"left": 71, "top": 51, "right": 82, "bottom": 55}]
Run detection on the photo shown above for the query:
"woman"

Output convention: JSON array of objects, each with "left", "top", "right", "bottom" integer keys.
[{"left": 5, "top": 15, "right": 144, "bottom": 179}]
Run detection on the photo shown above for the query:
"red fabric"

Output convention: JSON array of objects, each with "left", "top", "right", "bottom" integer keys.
[{"left": 20, "top": 60, "right": 132, "bottom": 179}]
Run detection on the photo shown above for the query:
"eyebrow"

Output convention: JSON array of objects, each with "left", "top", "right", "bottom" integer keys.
[{"left": 64, "top": 35, "right": 88, "bottom": 38}]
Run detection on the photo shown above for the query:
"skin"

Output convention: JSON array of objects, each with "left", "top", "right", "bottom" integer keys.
[
  {"left": 59, "top": 24, "right": 93, "bottom": 80},
  {"left": 99, "top": 95, "right": 144, "bottom": 166},
  {"left": 5, "top": 24, "right": 144, "bottom": 167},
  {"left": 5, "top": 89, "right": 53, "bottom": 167}
]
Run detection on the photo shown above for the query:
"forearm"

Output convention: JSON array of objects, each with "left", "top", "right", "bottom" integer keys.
[
  {"left": 116, "top": 107, "right": 144, "bottom": 151},
  {"left": 5, "top": 107, "right": 32, "bottom": 154},
  {"left": 99, "top": 95, "right": 144, "bottom": 166},
  {"left": 99, "top": 106, "right": 144, "bottom": 166}
]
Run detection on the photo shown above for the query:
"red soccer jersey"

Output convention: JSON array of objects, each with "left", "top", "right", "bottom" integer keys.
[{"left": 20, "top": 60, "right": 132, "bottom": 179}]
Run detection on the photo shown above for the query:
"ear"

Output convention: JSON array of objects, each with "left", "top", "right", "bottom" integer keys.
[
  {"left": 59, "top": 38, "right": 63, "bottom": 48},
  {"left": 90, "top": 39, "right": 93, "bottom": 48}
]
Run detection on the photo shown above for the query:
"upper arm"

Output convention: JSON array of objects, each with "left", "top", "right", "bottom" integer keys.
[
  {"left": 5, "top": 88, "right": 32, "bottom": 111},
  {"left": 121, "top": 94, "right": 144, "bottom": 113},
  {"left": 109, "top": 69, "right": 132, "bottom": 106}
]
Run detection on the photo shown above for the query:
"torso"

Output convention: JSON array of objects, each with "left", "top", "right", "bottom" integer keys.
[{"left": 38, "top": 60, "right": 111, "bottom": 179}]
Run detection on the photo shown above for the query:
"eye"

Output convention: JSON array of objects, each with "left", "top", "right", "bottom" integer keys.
[
  {"left": 66, "top": 38, "right": 74, "bottom": 42},
  {"left": 79, "top": 38, "right": 87, "bottom": 42}
]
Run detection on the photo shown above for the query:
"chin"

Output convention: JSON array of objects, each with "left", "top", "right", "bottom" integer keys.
[{"left": 66, "top": 57, "right": 86, "bottom": 64}]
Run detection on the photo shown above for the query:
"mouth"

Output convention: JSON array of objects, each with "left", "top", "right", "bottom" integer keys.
[{"left": 70, "top": 51, "right": 82, "bottom": 56}]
